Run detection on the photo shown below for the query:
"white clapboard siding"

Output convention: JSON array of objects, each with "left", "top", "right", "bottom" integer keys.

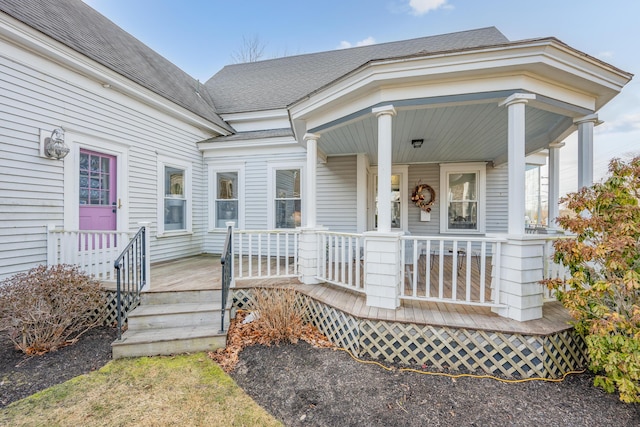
[
  {"left": 407, "top": 163, "right": 440, "bottom": 235},
  {"left": 317, "top": 156, "right": 357, "bottom": 232},
  {"left": 485, "top": 164, "right": 509, "bottom": 234},
  {"left": 202, "top": 152, "right": 306, "bottom": 254},
  {"left": 0, "top": 38, "right": 215, "bottom": 280}
]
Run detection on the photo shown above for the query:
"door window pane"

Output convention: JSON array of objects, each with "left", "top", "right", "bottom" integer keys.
[{"left": 79, "top": 151, "right": 112, "bottom": 206}]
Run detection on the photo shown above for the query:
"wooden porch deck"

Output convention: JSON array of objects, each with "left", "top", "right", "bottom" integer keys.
[{"left": 136, "top": 254, "right": 573, "bottom": 336}]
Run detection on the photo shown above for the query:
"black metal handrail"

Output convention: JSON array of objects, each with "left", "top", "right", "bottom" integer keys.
[
  {"left": 114, "top": 226, "right": 146, "bottom": 339},
  {"left": 219, "top": 224, "right": 233, "bottom": 333}
]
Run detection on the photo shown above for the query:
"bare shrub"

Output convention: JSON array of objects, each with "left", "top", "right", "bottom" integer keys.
[
  {"left": 251, "top": 287, "right": 304, "bottom": 344},
  {"left": 0, "top": 264, "right": 106, "bottom": 354},
  {"left": 210, "top": 287, "right": 332, "bottom": 371}
]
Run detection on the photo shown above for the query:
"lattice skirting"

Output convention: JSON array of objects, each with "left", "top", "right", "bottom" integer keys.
[
  {"left": 231, "top": 288, "right": 587, "bottom": 379},
  {"left": 100, "top": 290, "right": 140, "bottom": 327}
]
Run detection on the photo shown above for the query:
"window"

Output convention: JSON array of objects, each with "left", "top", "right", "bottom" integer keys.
[
  {"left": 79, "top": 150, "right": 114, "bottom": 207},
  {"left": 157, "top": 157, "right": 192, "bottom": 235},
  {"left": 374, "top": 174, "right": 402, "bottom": 229},
  {"left": 274, "top": 169, "right": 301, "bottom": 229},
  {"left": 368, "top": 166, "right": 408, "bottom": 231},
  {"left": 215, "top": 171, "right": 238, "bottom": 228},
  {"left": 440, "top": 163, "right": 486, "bottom": 233}
]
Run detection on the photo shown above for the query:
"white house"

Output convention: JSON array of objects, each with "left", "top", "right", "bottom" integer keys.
[{"left": 0, "top": 0, "right": 633, "bottom": 358}]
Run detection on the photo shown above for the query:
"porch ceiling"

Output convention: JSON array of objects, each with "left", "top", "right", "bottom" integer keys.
[{"left": 317, "top": 102, "right": 570, "bottom": 164}]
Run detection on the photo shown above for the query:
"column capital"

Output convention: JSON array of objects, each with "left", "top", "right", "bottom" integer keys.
[
  {"left": 548, "top": 141, "right": 565, "bottom": 149},
  {"left": 498, "top": 93, "right": 536, "bottom": 107},
  {"left": 372, "top": 104, "right": 396, "bottom": 117},
  {"left": 303, "top": 132, "right": 321, "bottom": 142},
  {"left": 573, "top": 113, "right": 599, "bottom": 125}
]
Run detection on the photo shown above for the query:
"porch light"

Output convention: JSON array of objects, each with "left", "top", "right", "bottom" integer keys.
[
  {"left": 411, "top": 139, "right": 424, "bottom": 148},
  {"left": 44, "top": 127, "right": 70, "bottom": 159}
]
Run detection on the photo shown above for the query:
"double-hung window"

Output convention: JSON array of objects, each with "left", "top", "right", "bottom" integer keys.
[
  {"left": 157, "top": 157, "right": 192, "bottom": 235},
  {"left": 215, "top": 171, "right": 238, "bottom": 228},
  {"left": 208, "top": 163, "right": 244, "bottom": 230},
  {"left": 440, "top": 163, "right": 486, "bottom": 233},
  {"left": 274, "top": 169, "right": 301, "bottom": 229}
]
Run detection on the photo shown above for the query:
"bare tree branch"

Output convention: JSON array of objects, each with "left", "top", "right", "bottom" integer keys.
[{"left": 230, "top": 35, "right": 266, "bottom": 63}]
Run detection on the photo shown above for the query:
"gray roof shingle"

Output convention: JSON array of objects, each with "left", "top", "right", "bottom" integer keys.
[
  {"left": 205, "top": 27, "right": 510, "bottom": 114},
  {"left": 0, "top": 0, "right": 232, "bottom": 132}
]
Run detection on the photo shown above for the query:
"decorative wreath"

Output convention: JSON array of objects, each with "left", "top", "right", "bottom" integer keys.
[{"left": 411, "top": 183, "right": 436, "bottom": 212}]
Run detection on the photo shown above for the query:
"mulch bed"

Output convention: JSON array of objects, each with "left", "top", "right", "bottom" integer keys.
[
  {"left": 231, "top": 342, "right": 640, "bottom": 426},
  {"left": 1, "top": 323, "right": 639, "bottom": 426}
]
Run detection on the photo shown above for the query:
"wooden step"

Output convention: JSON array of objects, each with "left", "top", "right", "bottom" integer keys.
[
  {"left": 111, "top": 324, "right": 227, "bottom": 359},
  {"left": 127, "top": 302, "right": 230, "bottom": 331},
  {"left": 112, "top": 289, "right": 231, "bottom": 359},
  {"left": 141, "top": 289, "right": 222, "bottom": 305}
]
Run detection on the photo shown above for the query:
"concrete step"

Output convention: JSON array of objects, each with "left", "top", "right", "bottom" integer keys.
[
  {"left": 127, "top": 302, "right": 230, "bottom": 331},
  {"left": 111, "top": 324, "right": 227, "bottom": 359},
  {"left": 141, "top": 289, "right": 222, "bottom": 305}
]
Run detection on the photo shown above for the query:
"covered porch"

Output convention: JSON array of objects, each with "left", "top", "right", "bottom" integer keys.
[
  {"left": 290, "top": 89, "right": 591, "bottom": 321},
  {"left": 281, "top": 39, "right": 629, "bottom": 322}
]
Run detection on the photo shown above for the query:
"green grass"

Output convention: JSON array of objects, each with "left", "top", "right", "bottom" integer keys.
[{"left": 0, "top": 353, "right": 282, "bottom": 427}]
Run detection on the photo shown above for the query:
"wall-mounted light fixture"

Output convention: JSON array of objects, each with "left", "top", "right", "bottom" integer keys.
[
  {"left": 411, "top": 139, "right": 424, "bottom": 148},
  {"left": 42, "top": 127, "right": 70, "bottom": 159}
]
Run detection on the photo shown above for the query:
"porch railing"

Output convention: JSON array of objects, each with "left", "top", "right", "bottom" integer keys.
[
  {"left": 47, "top": 227, "right": 131, "bottom": 280},
  {"left": 316, "top": 231, "right": 365, "bottom": 293},
  {"left": 113, "top": 227, "right": 146, "bottom": 340},
  {"left": 234, "top": 230, "right": 299, "bottom": 279},
  {"left": 400, "top": 235, "right": 506, "bottom": 306},
  {"left": 541, "top": 236, "right": 572, "bottom": 300},
  {"left": 219, "top": 224, "right": 233, "bottom": 333}
]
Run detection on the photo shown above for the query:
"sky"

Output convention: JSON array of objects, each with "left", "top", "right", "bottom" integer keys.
[{"left": 83, "top": 0, "right": 640, "bottom": 196}]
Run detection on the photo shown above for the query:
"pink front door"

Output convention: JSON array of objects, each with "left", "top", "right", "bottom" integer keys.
[{"left": 79, "top": 149, "right": 117, "bottom": 230}]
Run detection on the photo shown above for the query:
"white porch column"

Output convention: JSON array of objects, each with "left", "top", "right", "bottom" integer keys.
[
  {"left": 372, "top": 105, "right": 396, "bottom": 233},
  {"left": 297, "top": 226, "right": 325, "bottom": 285},
  {"left": 494, "top": 94, "right": 543, "bottom": 321},
  {"left": 547, "top": 142, "right": 564, "bottom": 229},
  {"left": 574, "top": 114, "right": 598, "bottom": 189},
  {"left": 356, "top": 153, "right": 369, "bottom": 233},
  {"left": 363, "top": 105, "right": 400, "bottom": 310},
  {"left": 304, "top": 133, "right": 320, "bottom": 228},
  {"left": 499, "top": 93, "right": 535, "bottom": 235},
  {"left": 298, "top": 133, "right": 323, "bottom": 285}
]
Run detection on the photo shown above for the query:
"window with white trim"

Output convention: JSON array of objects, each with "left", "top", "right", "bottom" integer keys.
[
  {"left": 157, "top": 157, "right": 192, "bottom": 235},
  {"left": 440, "top": 163, "right": 486, "bottom": 234},
  {"left": 216, "top": 173, "right": 240, "bottom": 230},
  {"left": 274, "top": 169, "right": 301, "bottom": 229},
  {"left": 368, "top": 166, "right": 408, "bottom": 231},
  {"left": 208, "top": 163, "right": 245, "bottom": 230}
]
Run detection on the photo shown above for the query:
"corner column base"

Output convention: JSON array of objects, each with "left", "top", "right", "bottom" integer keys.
[
  {"left": 363, "top": 231, "right": 402, "bottom": 310},
  {"left": 297, "top": 227, "right": 326, "bottom": 285}
]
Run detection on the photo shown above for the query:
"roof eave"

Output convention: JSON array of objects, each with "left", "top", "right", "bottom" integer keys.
[
  {"left": 288, "top": 38, "right": 633, "bottom": 121},
  {"left": 0, "top": 8, "right": 234, "bottom": 135}
]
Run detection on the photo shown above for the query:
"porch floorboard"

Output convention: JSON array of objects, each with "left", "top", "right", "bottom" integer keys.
[{"left": 114, "top": 254, "right": 573, "bottom": 336}]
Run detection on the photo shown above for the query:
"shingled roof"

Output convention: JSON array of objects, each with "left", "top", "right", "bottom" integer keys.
[
  {"left": 0, "top": 0, "right": 232, "bottom": 132},
  {"left": 205, "top": 27, "right": 510, "bottom": 114}
]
